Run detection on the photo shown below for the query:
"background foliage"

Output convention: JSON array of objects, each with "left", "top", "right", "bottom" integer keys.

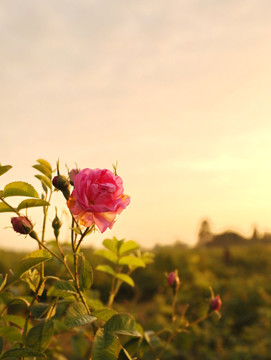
[{"left": 1, "top": 243, "right": 270, "bottom": 359}]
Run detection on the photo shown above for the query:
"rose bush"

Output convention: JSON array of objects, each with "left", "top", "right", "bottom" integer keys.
[{"left": 67, "top": 168, "right": 130, "bottom": 232}]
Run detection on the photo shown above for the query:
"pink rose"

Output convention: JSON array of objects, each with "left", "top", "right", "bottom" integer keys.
[{"left": 67, "top": 168, "right": 130, "bottom": 233}]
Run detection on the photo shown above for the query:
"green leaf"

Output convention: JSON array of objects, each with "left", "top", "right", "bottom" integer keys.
[
  {"left": 17, "top": 198, "right": 50, "bottom": 211},
  {"left": 144, "top": 330, "right": 161, "bottom": 348},
  {"left": 0, "top": 165, "right": 12, "bottom": 176},
  {"left": 65, "top": 302, "right": 97, "bottom": 328},
  {"left": 47, "top": 280, "right": 77, "bottom": 298},
  {"left": 3, "top": 181, "right": 39, "bottom": 198},
  {"left": 119, "top": 241, "right": 140, "bottom": 256},
  {"left": 118, "top": 256, "right": 145, "bottom": 268},
  {"left": 33, "top": 164, "right": 52, "bottom": 180},
  {"left": 2, "top": 315, "right": 28, "bottom": 329},
  {"left": 35, "top": 174, "right": 53, "bottom": 190},
  {"left": 92, "top": 308, "right": 117, "bottom": 322},
  {"left": 21, "top": 269, "right": 41, "bottom": 292},
  {"left": 96, "top": 264, "right": 116, "bottom": 276},
  {"left": 142, "top": 252, "right": 154, "bottom": 264},
  {"left": 36, "top": 159, "right": 52, "bottom": 172},
  {"left": 104, "top": 314, "right": 142, "bottom": 337},
  {"left": 0, "top": 274, "right": 8, "bottom": 292},
  {"left": 26, "top": 320, "right": 54, "bottom": 352},
  {"left": 103, "top": 238, "right": 118, "bottom": 254},
  {"left": 116, "top": 274, "right": 135, "bottom": 287},
  {"left": 0, "top": 203, "right": 14, "bottom": 213},
  {"left": 13, "top": 249, "right": 52, "bottom": 278},
  {"left": 95, "top": 249, "right": 118, "bottom": 264},
  {"left": 0, "top": 326, "right": 21, "bottom": 342},
  {"left": 0, "top": 347, "right": 46, "bottom": 359},
  {"left": 78, "top": 255, "right": 93, "bottom": 290},
  {"left": 92, "top": 328, "right": 120, "bottom": 360}
]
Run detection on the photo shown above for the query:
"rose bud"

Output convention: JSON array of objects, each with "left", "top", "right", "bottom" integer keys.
[
  {"left": 52, "top": 175, "right": 70, "bottom": 200},
  {"left": 69, "top": 168, "right": 80, "bottom": 186},
  {"left": 167, "top": 270, "right": 180, "bottom": 290},
  {"left": 11, "top": 216, "right": 38, "bottom": 240},
  {"left": 52, "top": 211, "right": 62, "bottom": 239},
  {"left": 209, "top": 295, "right": 222, "bottom": 312}
]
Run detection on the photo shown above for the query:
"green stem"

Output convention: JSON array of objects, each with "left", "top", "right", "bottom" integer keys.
[
  {"left": 34, "top": 235, "right": 75, "bottom": 281},
  {"left": 0, "top": 197, "right": 20, "bottom": 216},
  {"left": 40, "top": 190, "right": 52, "bottom": 280},
  {"left": 22, "top": 280, "right": 44, "bottom": 344},
  {"left": 71, "top": 224, "right": 91, "bottom": 314}
]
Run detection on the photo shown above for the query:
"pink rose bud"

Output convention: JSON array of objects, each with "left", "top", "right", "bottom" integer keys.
[
  {"left": 69, "top": 168, "right": 80, "bottom": 186},
  {"left": 11, "top": 216, "right": 33, "bottom": 235},
  {"left": 167, "top": 271, "right": 180, "bottom": 289},
  {"left": 209, "top": 295, "right": 222, "bottom": 312},
  {"left": 52, "top": 175, "right": 70, "bottom": 200}
]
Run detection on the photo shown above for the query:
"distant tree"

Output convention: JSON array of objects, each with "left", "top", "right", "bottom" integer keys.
[{"left": 197, "top": 219, "right": 213, "bottom": 246}]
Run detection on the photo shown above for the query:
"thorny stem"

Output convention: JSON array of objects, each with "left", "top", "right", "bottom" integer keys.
[
  {"left": 34, "top": 235, "right": 75, "bottom": 281},
  {"left": 40, "top": 190, "right": 52, "bottom": 280},
  {"left": 0, "top": 197, "right": 20, "bottom": 216},
  {"left": 107, "top": 268, "right": 134, "bottom": 308},
  {"left": 71, "top": 222, "right": 91, "bottom": 314},
  {"left": 22, "top": 279, "right": 45, "bottom": 345},
  {"left": 172, "top": 290, "right": 178, "bottom": 323},
  {"left": 157, "top": 306, "right": 212, "bottom": 360}
]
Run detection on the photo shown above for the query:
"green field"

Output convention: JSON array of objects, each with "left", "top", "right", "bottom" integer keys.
[{"left": 1, "top": 243, "right": 270, "bottom": 359}]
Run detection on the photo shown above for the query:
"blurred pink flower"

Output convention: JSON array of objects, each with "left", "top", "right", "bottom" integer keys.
[
  {"left": 167, "top": 270, "right": 180, "bottom": 289},
  {"left": 209, "top": 295, "right": 222, "bottom": 312},
  {"left": 67, "top": 168, "right": 130, "bottom": 233}
]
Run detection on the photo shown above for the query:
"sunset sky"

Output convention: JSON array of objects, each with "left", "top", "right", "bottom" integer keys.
[{"left": 1, "top": 0, "right": 271, "bottom": 251}]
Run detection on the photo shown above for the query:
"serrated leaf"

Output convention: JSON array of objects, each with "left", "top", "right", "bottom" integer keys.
[
  {"left": 2, "top": 314, "right": 29, "bottom": 329},
  {"left": 92, "top": 328, "right": 120, "bottom": 360},
  {"left": 47, "top": 280, "right": 77, "bottom": 298},
  {"left": 92, "top": 308, "right": 117, "bottom": 322},
  {"left": 3, "top": 181, "right": 39, "bottom": 198},
  {"left": 104, "top": 314, "right": 141, "bottom": 337},
  {"left": 0, "top": 203, "right": 14, "bottom": 213},
  {"left": 0, "top": 165, "right": 12, "bottom": 176},
  {"left": 35, "top": 175, "right": 52, "bottom": 190},
  {"left": 95, "top": 249, "right": 118, "bottom": 264},
  {"left": 17, "top": 198, "right": 50, "bottom": 211},
  {"left": 26, "top": 320, "right": 54, "bottom": 352},
  {"left": 119, "top": 241, "right": 139, "bottom": 256},
  {"left": 96, "top": 264, "right": 116, "bottom": 276},
  {"left": 116, "top": 274, "right": 135, "bottom": 287},
  {"left": 13, "top": 249, "right": 52, "bottom": 278},
  {"left": 0, "top": 326, "right": 21, "bottom": 342},
  {"left": 1, "top": 347, "right": 46, "bottom": 359},
  {"left": 78, "top": 255, "right": 93, "bottom": 290},
  {"left": 33, "top": 164, "right": 52, "bottom": 180},
  {"left": 0, "top": 274, "right": 8, "bottom": 292},
  {"left": 103, "top": 238, "right": 118, "bottom": 254},
  {"left": 37, "top": 159, "right": 52, "bottom": 172},
  {"left": 65, "top": 302, "right": 97, "bottom": 328},
  {"left": 118, "top": 256, "right": 145, "bottom": 268}
]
